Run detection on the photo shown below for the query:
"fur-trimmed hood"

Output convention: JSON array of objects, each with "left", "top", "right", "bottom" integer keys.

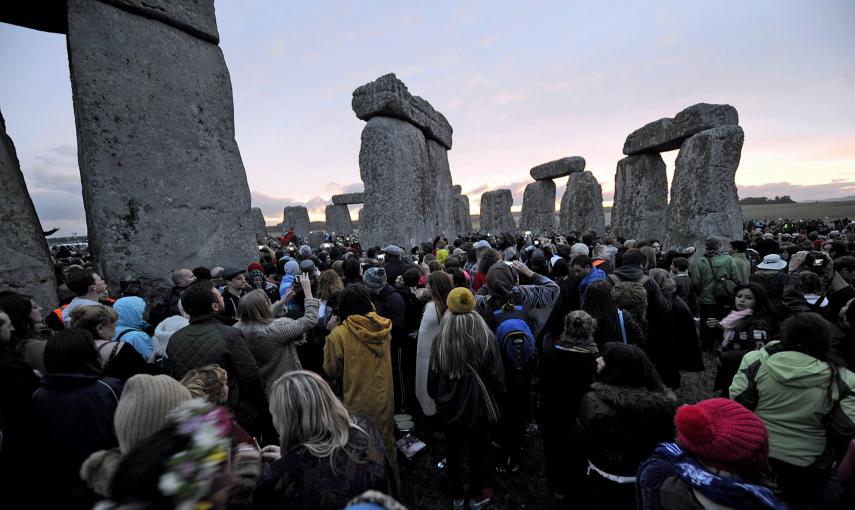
[{"left": 589, "top": 382, "right": 676, "bottom": 413}]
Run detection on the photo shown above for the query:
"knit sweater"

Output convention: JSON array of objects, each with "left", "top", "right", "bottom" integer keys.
[{"left": 235, "top": 298, "right": 319, "bottom": 392}]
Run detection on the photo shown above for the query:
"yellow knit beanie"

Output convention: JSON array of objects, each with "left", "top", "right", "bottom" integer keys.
[{"left": 446, "top": 287, "right": 476, "bottom": 314}]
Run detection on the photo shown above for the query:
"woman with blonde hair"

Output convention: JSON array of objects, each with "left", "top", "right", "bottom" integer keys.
[
  {"left": 428, "top": 287, "right": 505, "bottom": 510},
  {"left": 415, "top": 271, "right": 454, "bottom": 417},
  {"left": 180, "top": 363, "right": 229, "bottom": 403},
  {"left": 234, "top": 274, "right": 319, "bottom": 392},
  {"left": 255, "top": 370, "right": 390, "bottom": 510},
  {"left": 70, "top": 304, "right": 156, "bottom": 380}
]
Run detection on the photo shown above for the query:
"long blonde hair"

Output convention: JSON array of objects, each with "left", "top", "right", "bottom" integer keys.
[
  {"left": 180, "top": 364, "right": 228, "bottom": 403},
  {"left": 427, "top": 271, "right": 453, "bottom": 318},
  {"left": 430, "top": 310, "right": 497, "bottom": 379},
  {"left": 237, "top": 289, "right": 275, "bottom": 324},
  {"left": 268, "top": 370, "right": 367, "bottom": 462}
]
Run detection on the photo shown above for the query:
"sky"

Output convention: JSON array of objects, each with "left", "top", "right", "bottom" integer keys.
[{"left": 1, "top": 0, "right": 854, "bottom": 235}]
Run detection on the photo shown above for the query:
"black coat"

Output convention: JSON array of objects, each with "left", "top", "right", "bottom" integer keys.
[
  {"left": 371, "top": 285, "right": 406, "bottom": 348},
  {"left": 166, "top": 316, "right": 269, "bottom": 437},
  {"left": 31, "top": 373, "right": 123, "bottom": 508},
  {"left": 575, "top": 382, "right": 676, "bottom": 476},
  {"left": 427, "top": 349, "right": 505, "bottom": 430}
]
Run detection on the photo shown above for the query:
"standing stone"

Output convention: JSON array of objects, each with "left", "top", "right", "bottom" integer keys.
[
  {"left": 251, "top": 207, "right": 267, "bottom": 242},
  {"left": 530, "top": 156, "right": 586, "bottom": 180},
  {"left": 282, "top": 206, "right": 311, "bottom": 238},
  {"left": 352, "top": 73, "right": 453, "bottom": 149},
  {"left": 452, "top": 184, "right": 462, "bottom": 195},
  {"left": 427, "top": 139, "right": 456, "bottom": 238},
  {"left": 479, "top": 189, "right": 516, "bottom": 234},
  {"left": 623, "top": 103, "right": 739, "bottom": 155},
  {"left": 331, "top": 192, "right": 364, "bottom": 205},
  {"left": 66, "top": 0, "right": 255, "bottom": 294},
  {"left": 665, "top": 125, "right": 744, "bottom": 253},
  {"left": 559, "top": 171, "right": 605, "bottom": 235},
  {"left": 611, "top": 154, "right": 668, "bottom": 241},
  {"left": 306, "top": 231, "right": 326, "bottom": 249},
  {"left": 325, "top": 204, "right": 353, "bottom": 235},
  {"left": 453, "top": 194, "right": 472, "bottom": 234},
  {"left": 519, "top": 180, "right": 556, "bottom": 233},
  {"left": 0, "top": 110, "right": 58, "bottom": 309},
  {"left": 359, "top": 116, "right": 435, "bottom": 248}
]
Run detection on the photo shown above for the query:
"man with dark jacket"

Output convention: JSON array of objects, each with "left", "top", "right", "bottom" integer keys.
[
  {"left": 611, "top": 249, "right": 672, "bottom": 340},
  {"left": 166, "top": 279, "right": 270, "bottom": 439},
  {"left": 381, "top": 245, "right": 415, "bottom": 286},
  {"left": 363, "top": 267, "right": 409, "bottom": 413}
]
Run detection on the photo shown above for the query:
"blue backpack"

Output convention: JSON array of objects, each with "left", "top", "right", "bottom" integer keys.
[{"left": 493, "top": 304, "right": 537, "bottom": 371}]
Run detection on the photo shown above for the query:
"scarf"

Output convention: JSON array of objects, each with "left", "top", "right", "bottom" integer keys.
[
  {"left": 637, "top": 443, "right": 786, "bottom": 510},
  {"left": 719, "top": 308, "right": 753, "bottom": 348},
  {"left": 704, "top": 247, "right": 730, "bottom": 258}
]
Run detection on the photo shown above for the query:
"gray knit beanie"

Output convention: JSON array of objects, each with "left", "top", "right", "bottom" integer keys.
[
  {"left": 362, "top": 267, "right": 387, "bottom": 289},
  {"left": 114, "top": 374, "right": 193, "bottom": 453}
]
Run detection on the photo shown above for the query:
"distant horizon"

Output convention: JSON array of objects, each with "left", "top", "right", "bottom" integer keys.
[{"left": 2, "top": 0, "right": 853, "bottom": 234}]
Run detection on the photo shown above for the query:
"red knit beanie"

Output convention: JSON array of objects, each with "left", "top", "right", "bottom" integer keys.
[
  {"left": 247, "top": 262, "right": 264, "bottom": 272},
  {"left": 675, "top": 398, "right": 769, "bottom": 474}
]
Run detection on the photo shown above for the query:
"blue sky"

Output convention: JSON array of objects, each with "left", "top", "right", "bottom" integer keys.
[{"left": 1, "top": 0, "right": 854, "bottom": 234}]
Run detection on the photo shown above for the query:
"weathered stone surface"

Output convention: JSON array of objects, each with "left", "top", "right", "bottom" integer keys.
[
  {"left": 99, "top": 0, "right": 219, "bottom": 43},
  {"left": 325, "top": 204, "right": 353, "bottom": 235},
  {"left": 479, "top": 189, "right": 516, "bottom": 234},
  {"left": 0, "top": 110, "right": 58, "bottom": 310},
  {"left": 559, "top": 171, "right": 605, "bottom": 235},
  {"left": 428, "top": 139, "right": 456, "bottom": 239},
  {"left": 306, "top": 230, "right": 326, "bottom": 249},
  {"left": 331, "top": 192, "right": 364, "bottom": 205},
  {"left": 519, "top": 180, "right": 556, "bottom": 233},
  {"left": 623, "top": 103, "right": 739, "bottom": 155},
  {"left": 453, "top": 194, "right": 472, "bottom": 234},
  {"left": 665, "top": 125, "right": 744, "bottom": 253},
  {"left": 352, "top": 73, "right": 453, "bottom": 149},
  {"left": 611, "top": 154, "right": 668, "bottom": 241},
  {"left": 251, "top": 207, "right": 266, "bottom": 242},
  {"left": 282, "top": 206, "right": 311, "bottom": 238},
  {"left": 452, "top": 184, "right": 462, "bottom": 195},
  {"left": 530, "top": 156, "right": 586, "bottom": 180},
  {"left": 359, "top": 117, "right": 436, "bottom": 248},
  {"left": 67, "top": 0, "right": 256, "bottom": 295}
]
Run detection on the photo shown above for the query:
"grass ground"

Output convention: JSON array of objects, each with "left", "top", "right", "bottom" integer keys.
[{"left": 397, "top": 354, "right": 717, "bottom": 509}]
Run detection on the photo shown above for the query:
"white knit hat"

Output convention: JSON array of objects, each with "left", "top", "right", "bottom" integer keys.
[{"left": 114, "top": 374, "right": 192, "bottom": 453}]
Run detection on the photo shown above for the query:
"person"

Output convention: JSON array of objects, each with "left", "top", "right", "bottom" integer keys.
[
  {"left": 573, "top": 254, "right": 607, "bottom": 305},
  {"left": 180, "top": 363, "right": 229, "bottom": 403},
  {"left": 575, "top": 342, "right": 676, "bottom": 509},
  {"left": 428, "top": 288, "right": 504, "bottom": 510},
  {"left": 70, "top": 304, "right": 157, "bottom": 380},
  {"left": 381, "top": 244, "right": 414, "bottom": 285},
  {"left": 219, "top": 267, "right": 248, "bottom": 325},
  {"left": 80, "top": 374, "right": 193, "bottom": 498},
  {"left": 152, "top": 299, "right": 189, "bottom": 356},
  {"left": 474, "top": 259, "right": 559, "bottom": 473},
  {"left": 0, "top": 291, "right": 47, "bottom": 374},
  {"left": 730, "top": 240, "right": 752, "bottom": 283},
  {"left": 540, "top": 310, "right": 599, "bottom": 506},
  {"left": 112, "top": 296, "right": 156, "bottom": 361},
  {"left": 235, "top": 278, "right": 319, "bottom": 392},
  {"left": 31, "top": 329, "right": 124, "bottom": 509},
  {"left": 166, "top": 279, "right": 270, "bottom": 440},
  {"left": 669, "top": 256, "right": 696, "bottom": 315},
  {"left": 254, "top": 371, "right": 391, "bottom": 509},
  {"left": 730, "top": 312, "right": 855, "bottom": 508},
  {"left": 691, "top": 237, "right": 744, "bottom": 350},
  {"left": 637, "top": 398, "right": 785, "bottom": 510},
  {"left": 323, "top": 284, "right": 398, "bottom": 480},
  {"left": 247, "top": 265, "right": 280, "bottom": 303},
  {"left": 342, "top": 256, "right": 364, "bottom": 287},
  {"left": 0, "top": 306, "right": 42, "bottom": 507},
  {"left": 362, "top": 267, "right": 410, "bottom": 413},
  {"left": 472, "top": 247, "right": 499, "bottom": 292},
  {"left": 750, "top": 253, "right": 788, "bottom": 318},
  {"left": 166, "top": 268, "right": 196, "bottom": 316},
  {"left": 416, "top": 271, "right": 454, "bottom": 417},
  {"left": 63, "top": 269, "right": 109, "bottom": 325},
  {"left": 825, "top": 255, "right": 855, "bottom": 321},
  {"left": 581, "top": 279, "right": 644, "bottom": 347},
  {"left": 648, "top": 268, "right": 704, "bottom": 389},
  {"left": 709, "top": 283, "right": 778, "bottom": 395},
  {"left": 100, "top": 399, "right": 253, "bottom": 510},
  {"left": 610, "top": 249, "right": 672, "bottom": 341}
]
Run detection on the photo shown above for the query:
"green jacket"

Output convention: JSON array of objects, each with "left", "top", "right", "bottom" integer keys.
[
  {"left": 690, "top": 254, "right": 743, "bottom": 306},
  {"left": 729, "top": 341, "right": 855, "bottom": 467},
  {"left": 731, "top": 252, "right": 751, "bottom": 285}
]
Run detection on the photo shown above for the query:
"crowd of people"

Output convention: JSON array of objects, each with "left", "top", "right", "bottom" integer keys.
[{"left": 2, "top": 220, "right": 855, "bottom": 509}]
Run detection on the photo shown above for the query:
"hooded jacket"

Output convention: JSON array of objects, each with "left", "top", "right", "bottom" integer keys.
[
  {"left": 730, "top": 341, "right": 855, "bottom": 467},
  {"left": 113, "top": 296, "right": 154, "bottom": 360},
  {"left": 690, "top": 254, "right": 743, "bottom": 306},
  {"left": 323, "top": 312, "right": 395, "bottom": 465}
]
